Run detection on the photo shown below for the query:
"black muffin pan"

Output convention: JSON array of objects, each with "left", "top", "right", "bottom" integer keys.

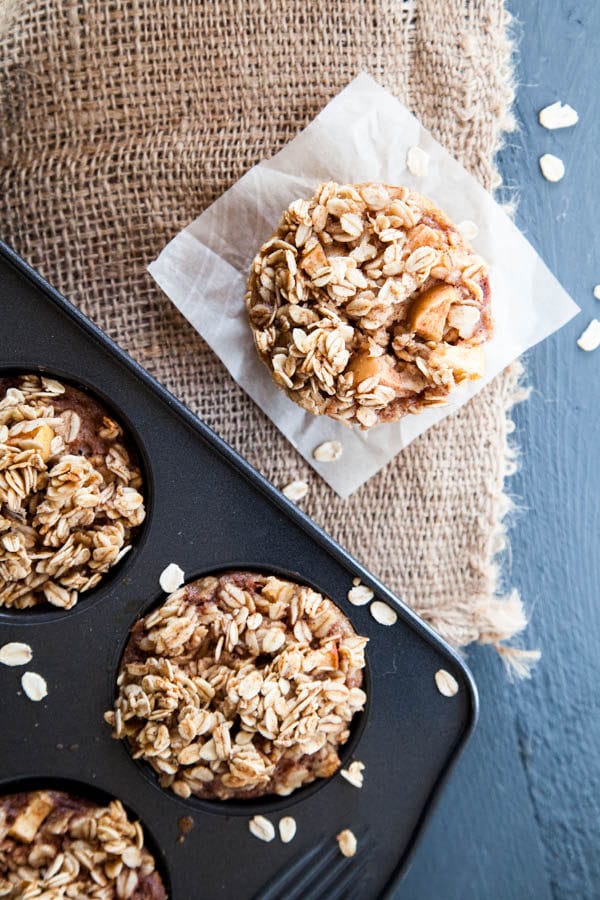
[{"left": 0, "top": 241, "right": 478, "bottom": 899}]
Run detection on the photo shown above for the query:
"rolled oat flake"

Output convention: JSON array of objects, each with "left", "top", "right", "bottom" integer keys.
[
  {"left": 313, "top": 440, "right": 343, "bottom": 462},
  {"left": 434, "top": 668, "right": 459, "bottom": 697},
  {"left": 21, "top": 671, "right": 48, "bottom": 702},
  {"left": 282, "top": 480, "right": 309, "bottom": 502},
  {"left": 159, "top": 562, "right": 185, "bottom": 593},
  {"left": 279, "top": 816, "right": 297, "bottom": 843},
  {"left": 249, "top": 815, "right": 275, "bottom": 842},
  {"left": 337, "top": 828, "right": 357, "bottom": 857},
  {"left": 370, "top": 600, "right": 398, "bottom": 626},
  {"left": 347, "top": 584, "right": 373, "bottom": 606},
  {"left": 539, "top": 153, "right": 565, "bottom": 183},
  {"left": 0, "top": 642, "right": 33, "bottom": 667}
]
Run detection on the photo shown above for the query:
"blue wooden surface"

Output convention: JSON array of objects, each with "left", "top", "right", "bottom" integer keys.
[{"left": 396, "top": 2, "right": 600, "bottom": 898}]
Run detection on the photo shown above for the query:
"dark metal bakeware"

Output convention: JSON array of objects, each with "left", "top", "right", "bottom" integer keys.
[{"left": 0, "top": 240, "right": 478, "bottom": 899}]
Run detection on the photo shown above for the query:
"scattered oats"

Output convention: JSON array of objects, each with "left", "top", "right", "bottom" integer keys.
[
  {"left": 406, "top": 145, "right": 430, "bottom": 177},
  {"left": 337, "top": 829, "right": 357, "bottom": 858},
  {"left": 539, "top": 153, "right": 565, "bottom": 183},
  {"left": 352, "top": 576, "right": 361, "bottom": 586},
  {"left": 313, "top": 440, "right": 343, "bottom": 462},
  {"left": 159, "top": 562, "right": 185, "bottom": 593},
  {"left": 577, "top": 319, "right": 600, "bottom": 352},
  {"left": 538, "top": 100, "right": 578, "bottom": 130},
  {"left": 340, "top": 760, "right": 365, "bottom": 789},
  {"left": 249, "top": 815, "right": 275, "bottom": 842},
  {"left": 279, "top": 816, "right": 297, "bottom": 843},
  {"left": 434, "top": 668, "right": 459, "bottom": 697},
  {"left": 0, "top": 642, "right": 33, "bottom": 666},
  {"left": 458, "top": 220, "right": 479, "bottom": 242},
  {"left": 370, "top": 600, "right": 398, "bottom": 626},
  {"left": 347, "top": 584, "right": 373, "bottom": 606},
  {"left": 282, "top": 479, "right": 309, "bottom": 502},
  {"left": 593, "top": 285, "right": 600, "bottom": 301},
  {"left": 21, "top": 671, "right": 48, "bottom": 702}
]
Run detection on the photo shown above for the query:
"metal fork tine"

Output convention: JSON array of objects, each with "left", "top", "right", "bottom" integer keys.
[
  {"left": 254, "top": 834, "right": 371, "bottom": 900},
  {"left": 317, "top": 851, "right": 371, "bottom": 900},
  {"left": 254, "top": 839, "right": 336, "bottom": 900}
]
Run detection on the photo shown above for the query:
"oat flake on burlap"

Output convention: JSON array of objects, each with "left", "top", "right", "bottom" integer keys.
[{"left": 0, "top": 0, "right": 539, "bottom": 673}]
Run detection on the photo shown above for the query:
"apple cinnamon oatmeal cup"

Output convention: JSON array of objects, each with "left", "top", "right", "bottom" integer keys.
[
  {"left": 0, "top": 374, "right": 146, "bottom": 610},
  {"left": 0, "top": 789, "right": 167, "bottom": 899},
  {"left": 246, "top": 181, "right": 492, "bottom": 428},
  {"left": 105, "top": 572, "right": 368, "bottom": 801}
]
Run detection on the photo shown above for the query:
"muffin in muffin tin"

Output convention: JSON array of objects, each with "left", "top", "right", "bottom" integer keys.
[
  {"left": 105, "top": 572, "right": 368, "bottom": 802},
  {"left": 0, "top": 789, "right": 166, "bottom": 899},
  {"left": 0, "top": 374, "right": 146, "bottom": 611}
]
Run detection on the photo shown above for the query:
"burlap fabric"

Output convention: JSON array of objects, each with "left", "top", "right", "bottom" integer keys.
[{"left": 0, "top": 0, "right": 536, "bottom": 670}]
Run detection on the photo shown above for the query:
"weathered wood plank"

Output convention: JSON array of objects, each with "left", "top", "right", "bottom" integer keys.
[{"left": 396, "top": 1, "right": 600, "bottom": 896}]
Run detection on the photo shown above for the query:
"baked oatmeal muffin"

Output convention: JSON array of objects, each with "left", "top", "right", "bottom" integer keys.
[
  {"left": 0, "top": 374, "right": 146, "bottom": 610},
  {"left": 0, "top": 790, "right": 167, "bottom": 899},
  {"left": 246, "top": 181, "right": 492, "bottom": 428},
  {"left": 105, "top": 572, "right": 368, "bottom": 801}
]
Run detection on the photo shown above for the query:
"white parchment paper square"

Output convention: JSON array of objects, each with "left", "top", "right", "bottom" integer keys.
[{"left": 148, "top": 73, "right": 579, "bottom": 498}]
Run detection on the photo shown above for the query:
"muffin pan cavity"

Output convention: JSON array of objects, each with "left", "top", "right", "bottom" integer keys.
[
  {"left": 0, "top": 366, "right": 152, "bottom": 620},
  {"left": 0, "top": 242, "right": 477, "bottom": 899}
]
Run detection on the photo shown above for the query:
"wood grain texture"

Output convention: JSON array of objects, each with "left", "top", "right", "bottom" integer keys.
[{"left": 396, "top": 1, "right": 599, "bottom": 897}]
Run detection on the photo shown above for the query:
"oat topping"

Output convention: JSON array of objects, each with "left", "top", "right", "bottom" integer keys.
[
  {"left": 278, "top": 816, "right": 297, "bottom": 843},
  {"left": 369, "top": 600, "right": 398, "bottom": 626},
  {"left": 336, "top": 829, "right": 357, "bottom": 858},
  {"left": 340, "top": 760, "right": 365, "bottom": 789},
  {"left": 0, "top": 642, "right": 32, "bottom": 667},
  {"left": 282, "top": 480, "right": 309, "bottom": 502},
  {"left": 406, "top": 146, "right": 430, "bottom": 178},
  {"left": 246, "top": 182, "right": 492, "bottom": 428},
  {"left": 106, "top": 572, "right": 368, "bottom": 801},
  {"left": 434, "top": 668, "right": 460, "bottom": 697},
  {"left": 0, "top": 375, "right": 145, "bottom": 610},
  {"left": 21, "top": 671, "right": 48, "bottom": 702},
  {"left": 159, "top": 563, "right": 185, "bottom": 594},
  {"left": 538, "top": 101, "right": 578, "bottom": 130},
  {"left": 577, "top": 319, "right": 600, "bottom": 352},
  {"left": 313, "top": 441, "right": 343, "bottom": 462},
  {"left": 347, "top": 584, "right": 373, "bottom": 607},
  {"left": 249, "top": 815, "right": 275, "bottom": 843},
  {"left": 539, "top": 154, "right": 565, "bottom": 183},
  {"left": 0, "top": 790, "right": 166, "bottom": 899}
]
